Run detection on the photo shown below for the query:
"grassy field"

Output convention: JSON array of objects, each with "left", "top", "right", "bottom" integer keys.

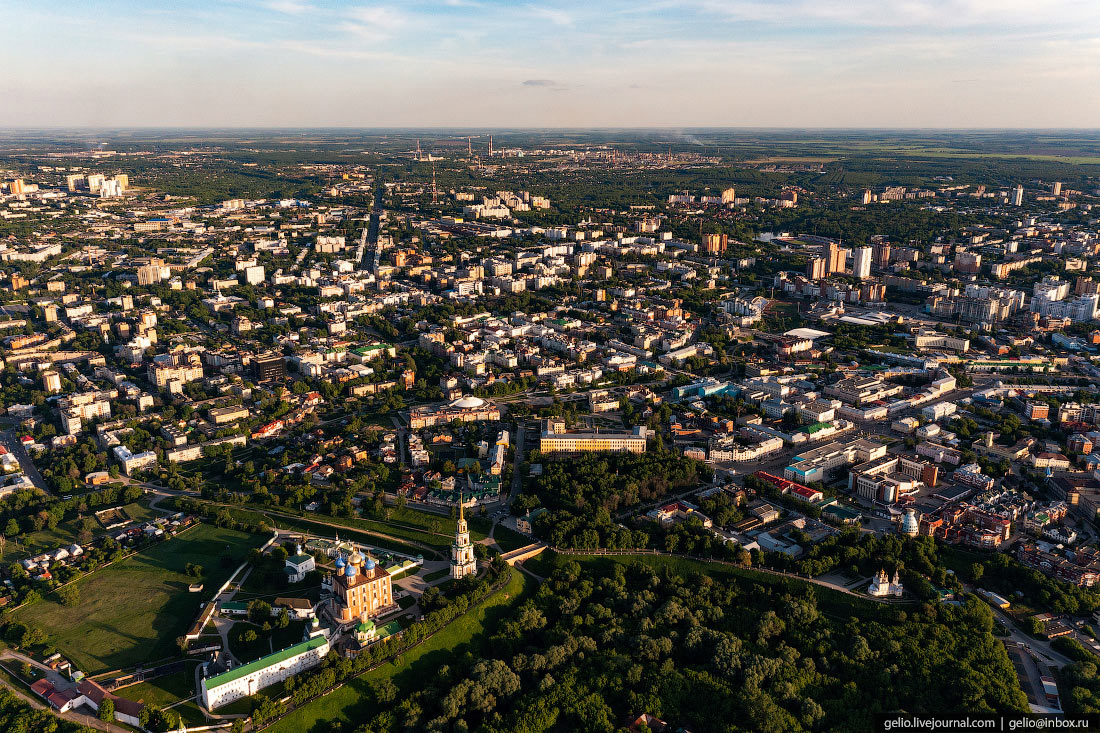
[
  {"left": 117, "top": 660, "right": 200, "bottom": 709},
  {"left": 267, "top": 568, "right": 531, "bottom": 733},
  {"left": 13, "top": 523, "right": 267, "bottom": 674},
  {"left": 229, "top": 620, "right": 308, "bottom": 664},
  {"left": 267, "top": 514, "right": 432, "bottom": 558}
]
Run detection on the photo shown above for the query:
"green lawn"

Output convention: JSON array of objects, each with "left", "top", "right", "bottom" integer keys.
[
  {"left": 421, "top": 568, "right": 450, "bottom": 583},
  {"left": 267, "top": 515, "right": 432, "bottom": 558},
  {"left": 228, "top": 620, "right": 308, "bottom": 664},
  {"left": 267, "top": 569, "right": 531, "bottom": 733},
  {"left": 12, "top": 523, "right": 267, "bottom": 674},
  {"left": 117, "top": 661, "right": 200, "bottom": 708}
]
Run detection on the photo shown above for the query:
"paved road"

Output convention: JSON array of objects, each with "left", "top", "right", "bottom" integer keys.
[{"left": 0, "top": 427, "right": 49, "bottom": 493}]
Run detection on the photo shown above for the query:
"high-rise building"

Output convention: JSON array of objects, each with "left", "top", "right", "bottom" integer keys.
[
  {"left": 113, "top": 174, "right": 129, "bottom": 191},
  {"left": 1053, "top": 181, "right": 1062, "bottom": 196},
  {"left": 87, "top": 174, "right": 105, "bottom": 193},
  {"left": 1012, "top": 185, "right": 1024, "bottom": 206},
  {"left": 720, "top": 187, "right": 736, "bottom": 204},
  {"left": 8, "top": 179, "right": 25, "bottom": 195},
  {"left": 42, "top": 371, "right": 62, "bottom": 394},
  {"left": 852, "top": 246, "right": 872, "bottom": 279},
  {"left": 807, "top": 256, "right": 827, "bottom": 280},
  {"left": 253, "top": 354, "right": 286, "bottom": 382},
  {"left": 136, "top": 258, "right": 167, "bottom": 286},
  {"left": 824, "top": 241, "right": 845, "bottom": 274},
  {"left": 872, "top": 238, "right": 892, "bottom": 268},
  {"left": 954, "top": 251, "right": 982, "bottom": 275},
  {"left": 702, "top": 233, "right": 728, "bottom": 253},
  {"left": 451, "top": 497, "right": 477, "bottom": 579},
  {"left": 861, "top": 189, "right": 872, "bottom": 205},
  {"left": 244, "top": 265, "right": 265, "bottom": 286},
  {"left": 66, "top": 174, "right": 84, "bottom": 192}
]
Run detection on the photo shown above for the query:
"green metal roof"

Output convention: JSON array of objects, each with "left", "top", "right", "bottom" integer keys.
[
  {"left": 803, "top": 422, "right": 831, "bottom": 434},
  {"left": 204, "top": 636, "right": 328, "bottom": 690},
  {"left": 287, "top": 554, "right": 313, "bottom": 566},
  {"left": 220, "top": 601, "right": 250, "bottom": 612}
]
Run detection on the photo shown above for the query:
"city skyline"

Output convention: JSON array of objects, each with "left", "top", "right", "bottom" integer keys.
[{"left": 4, "top": 0, "right": 1100, "bottom": 128}]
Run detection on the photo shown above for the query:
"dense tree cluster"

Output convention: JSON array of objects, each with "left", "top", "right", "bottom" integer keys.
[
  {"left": 343, "top": 557, "right": 1026, "bottom": 732},
  {"left": 520, "top": 451, "right": 711, "bottom": 549}
]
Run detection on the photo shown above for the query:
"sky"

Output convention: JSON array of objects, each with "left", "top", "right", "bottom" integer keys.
[{"left": 2, "top": 0, "right": 1100, "bottom": 128}]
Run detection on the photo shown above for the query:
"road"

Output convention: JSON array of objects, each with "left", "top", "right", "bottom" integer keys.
[{"left": 0, "top": 424, "right": 48, "bottom": 493}]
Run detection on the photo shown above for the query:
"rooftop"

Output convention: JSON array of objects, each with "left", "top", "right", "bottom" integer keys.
[{"left": 204, "top": 635, "right": 328, "bottom": 690}]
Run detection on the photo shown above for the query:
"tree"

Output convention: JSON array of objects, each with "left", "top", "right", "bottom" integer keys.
[
  {"left": 54, "top": 585, "right": 80, "bottom": 607},
  {"left": 98, "top": 697, "right": 115, "bottom": 722},
  {"left": 242, "top": 629, "right": 258, "bottom": 644}
]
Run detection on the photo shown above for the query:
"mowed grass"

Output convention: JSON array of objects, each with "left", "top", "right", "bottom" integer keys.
[
  {"left": 13, "top": 523, "right": 267, "bottom": 674},
  {"left": 266, "top": 568, "right": 531, "bottom": 733},
  {"left": 117, "top": 661, "right": 200, "bottom": 708}
]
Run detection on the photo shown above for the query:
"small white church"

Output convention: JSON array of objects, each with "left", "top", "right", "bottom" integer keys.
[{"left": 868, "top": 568, "right": 904, "bottom": 597}]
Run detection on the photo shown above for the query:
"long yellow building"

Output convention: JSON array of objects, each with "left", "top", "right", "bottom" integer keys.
[{"left": 538, "top": 419, "right": 648, "bottom": 455}]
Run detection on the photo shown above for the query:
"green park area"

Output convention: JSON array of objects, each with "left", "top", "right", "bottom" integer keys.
[
  {"left": 12, "top": 523, "right": 267, "bottom": 674},
  {"left": 2, "top": 501, "right": 158, "bottom": 562},
  {"left": 267, "top": 568, "right": 530, "bottom": 733}
]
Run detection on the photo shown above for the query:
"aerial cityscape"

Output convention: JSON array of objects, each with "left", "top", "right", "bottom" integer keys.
[{"left": 4, "top": 2, "right": 1100, "bottom": 733}]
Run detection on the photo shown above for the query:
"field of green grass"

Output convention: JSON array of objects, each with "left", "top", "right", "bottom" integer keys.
[
  {"left": 266, "top": 568, "right": 531, "bottom": 733},
  {"left": 117, "top": 661, "right": 200, "bottom": 710},
  {"left": 267, "top": 514, "right": 432, "bottom": 558},
  {"left": 12, "top": 523, "right": 267, "bottom": 674},
  {"left": 228, "top": 620, "right": 308, "bottom": 664}
]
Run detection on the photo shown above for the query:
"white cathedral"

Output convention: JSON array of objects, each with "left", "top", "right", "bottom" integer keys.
[{"left": 868, "top": 568, "right": 904, "bottom": 597}]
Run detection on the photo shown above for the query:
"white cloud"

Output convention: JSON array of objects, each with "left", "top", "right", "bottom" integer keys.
[
  {"left": 527, "top": 6, "right": 573, "bottom": 26},
  {"left": 262, "top": 0, "right": 314, "bottom": 14}
]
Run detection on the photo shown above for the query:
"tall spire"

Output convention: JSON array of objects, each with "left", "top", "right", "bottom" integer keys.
[{"left": 458, "top": 492, "right": 464, "bottom": 521}]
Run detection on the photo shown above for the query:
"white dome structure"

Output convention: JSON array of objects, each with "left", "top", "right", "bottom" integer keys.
[
  {"left": 451, "top": 395, "right": 486, "bottom": 409},
  {"left": 900, "top": 507, "right": 919, "bottom": 537}
]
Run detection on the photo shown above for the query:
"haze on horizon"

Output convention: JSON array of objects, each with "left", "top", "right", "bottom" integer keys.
[{"left": 4, "top": 0, "right": 1100, "bottom": 129}]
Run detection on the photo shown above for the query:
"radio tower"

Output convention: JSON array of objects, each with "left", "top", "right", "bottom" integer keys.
[
  {"left": 431, "top": 161, "right": 438, "bottom": 204},
  {"left": 467, "top": 137, "right": 472, "bottom": 157},
  {"left": 488, "top": 135, "right": 493, "bottom": 158},
  {"left": 416, "top": 138, "right": 422, "bottom": 161}
]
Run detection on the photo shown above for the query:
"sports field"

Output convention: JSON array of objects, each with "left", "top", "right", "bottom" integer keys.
[{"left": 13, "top": 523, "right": 267, "bottom": 674}]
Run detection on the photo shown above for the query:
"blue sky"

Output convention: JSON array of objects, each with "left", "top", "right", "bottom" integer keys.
[{"left": 2, "top": 0, "right": 1099, "bottom": 127}]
